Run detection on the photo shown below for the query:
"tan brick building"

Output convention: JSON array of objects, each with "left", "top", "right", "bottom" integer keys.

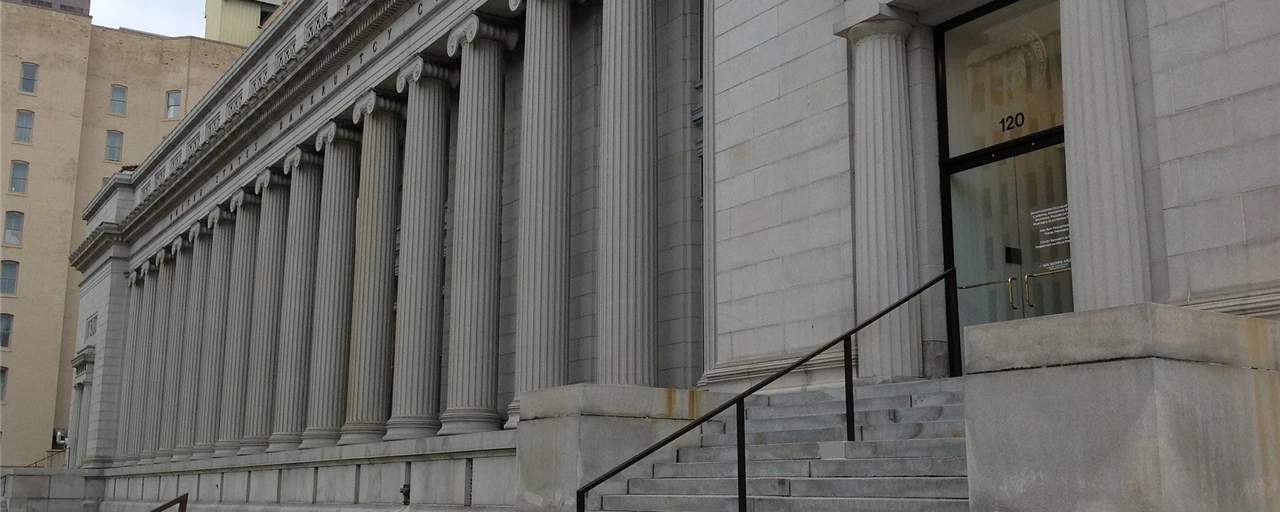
[{"left": 0, "top": 1, "right": 241, "bottom": 468}]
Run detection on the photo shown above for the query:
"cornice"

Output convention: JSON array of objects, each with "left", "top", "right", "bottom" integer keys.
[
  {"left": 82, "top": 171, "right": 135, "bottom": 222},
  {"left": 121, "top": 0, "right": 413, "bottom": 242},
  {"left": 69, "top": 222, "right": 127, "bottom": 272},
  {"left": 71, "top": 345, "right": 96, "bottom": 368}
]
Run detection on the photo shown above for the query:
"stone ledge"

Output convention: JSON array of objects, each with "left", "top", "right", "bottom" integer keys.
[
  {"left": 101, "top": 430, "right": 515, "bottom": 477},
  {"left": 519, "top": 384, "right": 739, "bottom": 421},
  {"left": 965, "top": 302, "right": 1280, "bottom": 374}
]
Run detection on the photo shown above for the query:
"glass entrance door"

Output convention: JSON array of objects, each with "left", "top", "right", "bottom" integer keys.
[{"left": 950, "top": 143, "right": 1072, "bottom": 335}]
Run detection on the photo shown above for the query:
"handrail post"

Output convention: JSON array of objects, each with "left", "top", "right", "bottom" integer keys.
[
  {"left": 736, "top": 399, "right": 747, "bottom": 512},
  {"left": 843, "top": 334, "right": 856, "bottom": 442},
  {"left": 576, "top": 489, "right": 586, "bottom": 512}
]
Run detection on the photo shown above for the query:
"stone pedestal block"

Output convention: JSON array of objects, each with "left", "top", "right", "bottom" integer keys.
[
  {"left": 965, "top": 303, "right": 1280, "bottom": 512},
  {"left": 515, "top": 385, "right": 737, "bottom": 511}
]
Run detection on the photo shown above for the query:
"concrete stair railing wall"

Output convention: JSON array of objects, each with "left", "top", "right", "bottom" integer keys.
[{"left": 596, "top": 378, "right": 970, "bottom": 512}]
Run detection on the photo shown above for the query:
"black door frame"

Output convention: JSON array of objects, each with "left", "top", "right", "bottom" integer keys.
[{"left": 933, "top": 0, "right": 1066, "bottom": 376}]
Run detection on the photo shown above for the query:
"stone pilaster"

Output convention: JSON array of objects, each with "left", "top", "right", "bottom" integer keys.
[
  {"left": 596, "top": 0, "right": 658, "bottom": 386},
  {"left": 301, "top": 122, "right": 361, "bottom": 449},
  {"left": 385, "top": 58, "right": 454, "bottom": 441},
  {"left": 174, "top": 223, "right": 211, "bottom": 461},
  {"left": 239, "top": 171, "right": 291, "bottom": 455},
  {"left": 838, "top": 19, "right": 922, "bottom": 379},
  {"left": 268, "top": 148, "right": 323, "bottom": 452},
  {"left": 438, "top": 14, "right": 518, "bottom": 436},
  {"left": 214, "top": 190, "right": 260, "bottom": 458},
  {"left": 508, "top": 0, "right": 572, "bottom": 428},
  {"left": 1061, "top": 0, "right": 1151, "bottom": 309},
  {"left": 337, "top": 91, "right": 405, "bottom": 446},
  {"left": 192, "top": 207, "right": 234, "bottom": 460},
  {"left": 139, "top": 251, "right": 173, "bottom": 464},
  {"left": 155, "top": 237, "right": 191, "bottom": 463},
  {"left": 112, "top": 270, "right": 144, "bottom": 466}
]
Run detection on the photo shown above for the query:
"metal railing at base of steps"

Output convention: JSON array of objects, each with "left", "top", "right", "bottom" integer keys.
[
  {"left": 576, "top": 268, "right": 956, "bottom": 512},
  {"left": 21, "top": 450, "right": 66, "bottom": 468},
  {"left": 150, "top": 493, "right": 188, "bottom": 512}
]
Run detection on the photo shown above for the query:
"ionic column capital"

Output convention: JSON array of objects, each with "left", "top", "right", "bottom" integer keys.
[
  {"left": 229, "top": 189, "right": 261, "bottom": 212},
  {"left": 170, "top": 235, "right": 189, "bottom": 255},
  {"left": 130, "top": 268, "right": 144, "bottom": 285},
  {"left": 187, "top": 222, "right": 211, "bottom": 243},
  {"left": 315, "top": 122, "right": 361, "bottom": 153},
  {"left": 206, "top": 205, "right": 236, "bottom": 228},
  {"left": 447, "top": 14, "right": 519, "bottom": 57},
  {"left": 255, "top": 169, "right": 290, "bottom": 194},
  {"left": 283, "top": 147, "right": 323, "bottom": 176},
  {"left": 141, "top": 260, "right": 154, "bottom": 275},
  {"left": 396, "top": 56, "right": 458, "bottom": 92},
  {"left": 508, "top": 0, "right": 583, "bottom": 13},
  {"left": 152, "top": 248, "right": 173, "bottom": 266},
  {"left": 352, "top": 90, "right": 405, "bottom": 125}
]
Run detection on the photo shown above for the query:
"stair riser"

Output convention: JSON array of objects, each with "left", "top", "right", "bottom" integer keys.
[
  {"left": 629, "top": 478, "right": 791, "bottom": 496},
  {"left": 810, "top": 457, "right": 967, "bottom": 477},
  {"left": 679, "top": 443, "right": 822, "bottom": 463},
  {"left": 702, "top": 428, "right": 847, "bottom": 447},
  {"left": 845, "top": 439, "right": 967, "bottom": 459},
  {"left": 790, "top": 478, "right": 970, "bottom": 499},
  {"left": 601, "top": 496, "right": 970, "bottom": 512},
  {"left": 860, "top": 420, "right": 967, "bottom": 442},
  {"left": 653, "top": 461, "right": 812, "bottom": 478}
]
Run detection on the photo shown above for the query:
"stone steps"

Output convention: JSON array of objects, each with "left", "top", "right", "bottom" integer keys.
[
  {"left": 599, "top": 378, "right": 970, "bottom": 512},
  {"left": 627, "top": 476, "right": 968, "bottom": 499},
  {"left": 652, "top": 456, "right": 968, "bottom": 479},
  {"left": 602, "top": 494, "right": 970, "bottom": 512}
]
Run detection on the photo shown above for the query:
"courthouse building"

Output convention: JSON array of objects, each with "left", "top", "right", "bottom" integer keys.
[
  {"left": 0, "top": 0, "right": 241, "bottom": 469},
  {"left": 34, "top": 0, "right": 1280, "bottom": 509}
]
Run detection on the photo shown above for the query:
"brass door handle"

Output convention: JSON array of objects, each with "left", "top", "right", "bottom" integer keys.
[
  {"left": 1023, "top": 267, "right": 1072, "bottom": 308},
  {"left": 958, "top": 277, "right": 1018, "bottom": 310}
]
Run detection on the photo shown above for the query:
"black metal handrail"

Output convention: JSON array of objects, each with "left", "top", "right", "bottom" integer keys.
[
  {"left": 149, "top": 493, "right": 188, "bottom": 512},
  {"left": 21, "top": 449, "right": 66, "bottom": 468},
  {"left": 575, "top": 268, "right": 955, "bottom": 512}
]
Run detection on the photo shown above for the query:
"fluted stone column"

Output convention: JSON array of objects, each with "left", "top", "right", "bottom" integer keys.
[
  {"left": 155, "top": 237, "right": 191, "bottom": 463},
  {"left": 240, "top": 171, "right": 291, "bottom": 455},
  {"left": 385, "top": 58, "right": 454, "bottom": 441},
  {"left": 338, "top": 91, "right": 405, "bottom": 446},
  {"left": 300, "top": 122, "right": 361, "bottom": 449},
  {"left": 840, "top": 19, "right": 922, "bottom": 379},
  {"left": 139, "top": 251, "right": 173, "bottom": 464},
  {"left": 596, "top": 0, "right": 658, "bottom": 387},
  {"left": 214, "top": 190, "right": 260, "bottom": 458},
  {"left": 124, "top": 263, "right": 156, "bottom": 464},
  {"left": 438, "top": 15, "right": 518, "bottom": 437},
  {"left": 173, "top": 224, "right": 211, "bottom": 461},
  {"left": 268, "top": 148, "right": 323, "bottom": 452},
  {"left": 1061, "top": 0, "right": 1151, "bottom": 309},
  {"left": 192, "top": 207, "right": 235, "bottom": 460},
  {"left": 507, "top": 0, "right": 572, "bottom": 428},
  {"left": 113, "top": 270, "right": 144, "bottom": 466}
]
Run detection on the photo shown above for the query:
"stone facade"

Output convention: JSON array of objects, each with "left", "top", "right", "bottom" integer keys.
[
  {"left": 0, "top": 1, "right": 242, "bottom": 469},
  {"left": 49, "top": 0, "right": 1280, "bottom": 509}
]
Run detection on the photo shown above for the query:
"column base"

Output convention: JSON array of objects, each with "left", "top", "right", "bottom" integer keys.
[
  {"left": 136, "top": 452, "right": 155, "bottom": 465},
  {"left": 337, "top": 422, "right": 387, "bottom": 446},
  {"left": 237, "top": 437, "right": 269, "bottom": 455},
  {"left": 298, "top": 428, "right": 341, "bottom": 449},
  {"left": 211, "top": 441, "right": 240, "bottom": 458},
  {"left": 383, "top": 417, "right": 441, "bottom": 441},
  {"left": 111, "top": 456, "right": 137, "bottom": 468},
  {"left": 171, "top": 448, "right": 194, "bottom": 462},
  {"left": 437, "top": 408, "right": 503, "bottom": 436},
  {"left": 189, "top": 444, "right": 215, "bottom": 461},
  {"left": 83, "top": 456, "right": 115, "bottom": 469},
  {"left": 153, "top": 449, "right": 174, "bottom": 464},
  {"left": 503, "top": 398, "right": 520, "bottom": 430},
  {"left": 266, "top": 432, "right": 303, "bottom": 452}
]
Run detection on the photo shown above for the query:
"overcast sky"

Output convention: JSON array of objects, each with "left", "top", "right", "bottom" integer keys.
[{"left": 90, "top": 0, "right": 205, "bottom": 38}]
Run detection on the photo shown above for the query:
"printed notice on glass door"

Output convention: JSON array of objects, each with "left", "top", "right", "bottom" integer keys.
[{"left": 1032, "top": 204, "right": 1070, "bottom": 270}]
